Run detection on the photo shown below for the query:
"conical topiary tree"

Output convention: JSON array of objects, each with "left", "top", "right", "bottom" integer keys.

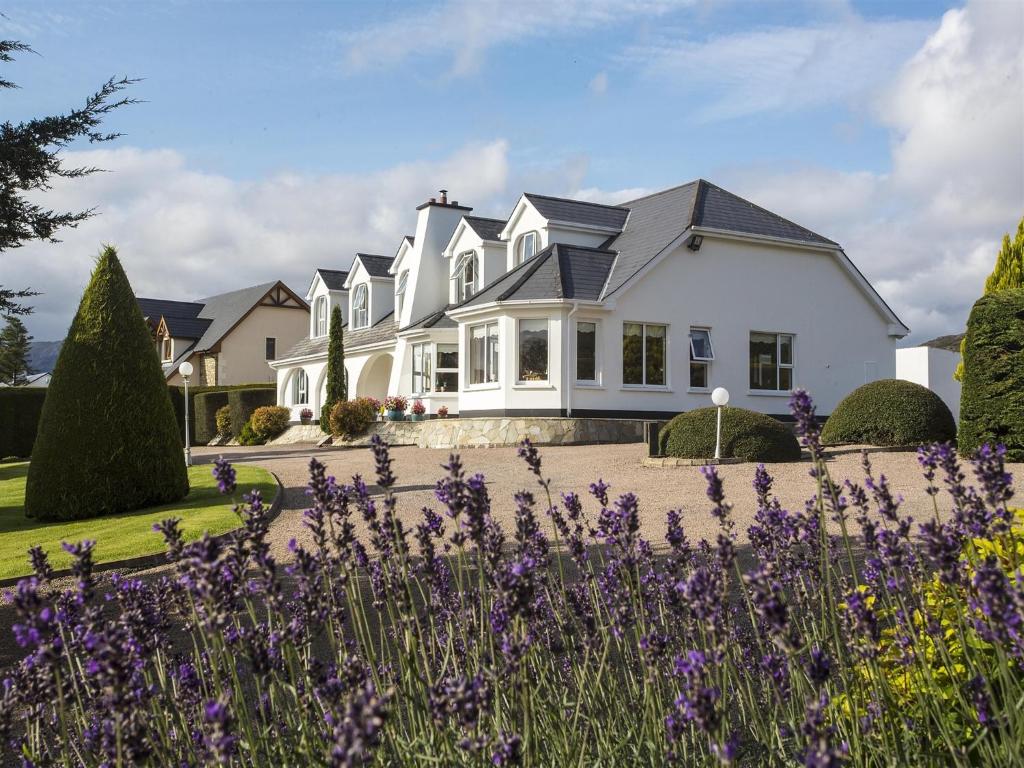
[
  {"left": 24, "top": 246, "right": 189, "bottom": 520},
  {"left": 955, "top": 216, "right": 1024, "bottom": 380},
  {"left": 320, "top": 304, "right": 347, "bottom": 432}
]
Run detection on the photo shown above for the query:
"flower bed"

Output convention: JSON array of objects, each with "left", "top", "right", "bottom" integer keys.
[{"left": 3, "top": 391, "right": 1023, "bottom": 765}]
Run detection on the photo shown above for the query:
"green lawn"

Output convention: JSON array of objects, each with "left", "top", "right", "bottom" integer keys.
[{"left": 0, "top": 462, "right": 276, "bottom": 581}]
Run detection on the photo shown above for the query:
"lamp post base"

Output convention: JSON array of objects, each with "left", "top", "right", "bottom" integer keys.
[{"left": 184, "top": 448, "right": 192, "bottom": 467}]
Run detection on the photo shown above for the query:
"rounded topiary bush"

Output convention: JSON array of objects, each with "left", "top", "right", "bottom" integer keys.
[
  {"left": 330, "top": 398, "right": 377, "bottom": 437},
  {"left": 215, "top": 405, "right": 232, "bottom": 436},
  {"left": 821, "top": 379, "right": 956, "bottom": 447},
  {"left": 659, "top": 407, "right": 800, "bottom": 462},
  {"left": 250, "top": 406, "right": 290, "bottom": 441}
]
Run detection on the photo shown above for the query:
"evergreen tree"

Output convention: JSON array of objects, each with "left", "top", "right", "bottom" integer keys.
[
  {"left": 0, "top": 315, "right": 32, "bottom": 385},
  {"left": 955, "top": 216, "right": 1024, "bottom": 381},
  {"left": 1, "top": 40, "right": 136, "bottom": 315},
  {"left": 321, "top": 304, "right": 347, "bottom": 432},
  {"left": 24, "top": 246, "right": 188, "bottom": 521}
]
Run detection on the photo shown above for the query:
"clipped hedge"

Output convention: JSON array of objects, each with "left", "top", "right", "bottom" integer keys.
[
  {"left": 168, "top": 383, "right": 274, "bottom": 446},
  {"left": 959, "top": 289, "right": 1024, "bottom": 460},
  {"left": 821, "top": 379, "right": 956, "bottom": 447},
  {"left": 194, "top": 391, "right": 231, "bottom": 444},
  {"left": 330, "top": 397, "right": 377, "bottom": 438},
  {"left": 228, "top": 388, "right": 276, "bottom": 438},
  {"left": 0, "top": 388, "right": 47, "bottom": 458},
  {"left": 658, "top": 407, "right": 801, "bottom": 462},
  {"left": 250, "top": 406, "right": 290, "bottom": 441}
]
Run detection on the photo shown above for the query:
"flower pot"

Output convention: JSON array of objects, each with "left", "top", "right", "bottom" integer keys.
[
  {"left": 409, "top": 413, "right": 424, "bottom": 422},
  {"left": 386, "top": 410, "right": 404, "bottom": 421},
  {"left": 300, "top": 418, "right": 311, "bottom": 426}
]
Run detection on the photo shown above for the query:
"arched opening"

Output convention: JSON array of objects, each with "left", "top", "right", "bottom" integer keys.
[{"left": 356, "top": 353, "right": 393, "bottom": 402}]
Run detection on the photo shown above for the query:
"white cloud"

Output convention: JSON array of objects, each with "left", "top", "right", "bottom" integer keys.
[
  {"left": 337, "top": 0, "right": 689, "bottom": 77},
  {"left": 622, "top": 15, "right": 935, "bottom": 120},
  {"left": 720, "top": 1, "right": 1024, "bottom": 343},
  {"left": 589, "top": 71, "right": 609, "bottom": 95}
]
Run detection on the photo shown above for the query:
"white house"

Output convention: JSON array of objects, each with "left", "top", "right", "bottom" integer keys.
[
  {"left": 272, "top": 181, "right": 908, "bottom": 423},
  {"left": 896, "top": 334, "right": 962, "bottom": 422}
]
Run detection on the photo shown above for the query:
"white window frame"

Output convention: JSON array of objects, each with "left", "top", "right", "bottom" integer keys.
[
  {"left": 688, "top": 326, "right": 713, "bottom": 391},
  {"left": 411, "top": 341, "right": 433, "bottom": 395},
  {"left": 514, "top": 231, "right": 538, "bottom": 266},
  {"left": 162, "top": 335, "right": 172, "bottom": 361},
  {"left": 749, "top": 331, "right": 795, "bottom": 394},
  {"left": 516, "top": 318, "right": 550, "bottom": 384},
  {"left": 352, "top": 284, "right": 369, "bottom": 330},
  {"left": 621, "top": 321, "right": 670, "bottom": 389},
  {"left": 396, "top": 271, "right": 408, "bottom": 318},
  {"left": 314, "top": 296, "right": 328, "bottom": 337},
  {"left": 435, "top": 343, "right": 458, "bottom": 393},
  {"left": 574, "top": 319, "right": 601, "bottom": 386},
  {"left": 468, "top": 321, "right": 500, "bottom": 387},
  {"left": 293, "top": 369, "right": 309, "bottom": 405},
  {"left": 451, "top": 251, "right": 477, "bottom": 302}
]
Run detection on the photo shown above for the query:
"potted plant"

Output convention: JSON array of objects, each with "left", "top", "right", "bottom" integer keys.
[
  {"left": 437, "top": 405, "right": 449, "bottom": 419},
  {"left": 383, "top": 395, "right": 408, "bottom": 421},
  {"left": 410, "top": 399, "right": 426, "bottom": 421},
  {"left": 300, "top": 407, "right": 313, "bottom": 425}
]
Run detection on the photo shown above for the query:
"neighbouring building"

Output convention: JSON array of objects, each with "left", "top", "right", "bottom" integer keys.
[
  {"left": 273, "top": 181, "right": 908, "bottom": 422},
  {"left": 139, "top": 281, "right": 308, "bottom": 386},
  {"left": 896, "top": 333, "right": 963, "bottom": 422}
]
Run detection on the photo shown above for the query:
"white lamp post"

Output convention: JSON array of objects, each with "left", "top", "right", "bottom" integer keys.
[
  {"left": 711, "top": 387, "right": 730, "bottom": 461},
  {"left": 179, "top": 361, "right": 194, "bottom": 467}
]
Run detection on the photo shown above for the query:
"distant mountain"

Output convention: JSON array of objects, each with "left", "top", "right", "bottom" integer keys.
[{"left": 28, "top": 340, "right": 63, "bottom": 374}]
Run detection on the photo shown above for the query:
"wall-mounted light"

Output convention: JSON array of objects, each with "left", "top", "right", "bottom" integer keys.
[{"left": 687, "top": 234, "right": 704, "bottom": 251}]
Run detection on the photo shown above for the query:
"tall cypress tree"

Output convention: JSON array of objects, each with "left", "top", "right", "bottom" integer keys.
[
  {"left": 25, "top": 246, "right": 188, "bottom": 520},
  {"left": 0, "top": 316, "right": 32, "bottom": 385},
  {"left": 955, "top": 216, "right": 1024, "bottom": 381},
  {"left": 321, "top": 304, "right": 347, "bottom": 432}
]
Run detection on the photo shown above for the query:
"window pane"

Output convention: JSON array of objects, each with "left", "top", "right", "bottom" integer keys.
[
  {"left": 690, "top": 329, "right": 712, "bottom": 360},
  {"left": 623, "top": 323, "right": 643, "bottom": 385},
  {"left": 576, "top": 321, "right": 596, "bottom": 381},
  {"left": 690, "top": 362, "right": 707, "bottom": 389},
  {"left": 779, "top": 334, "right": 793, "bottom": 366},
  {"left": 645, "top": 325, "right": 666, "bottom": 386},
  {"left": 412, "top": 345, "right": 422, "bottom": 392},
  {"left": 470, "top": 326, "right": 485, "bottom": 384},
  {"left": 266, "top": 337, "right": 276, "bottom": 361},
  {"left": 422, "top": 347, "right": 432, "bottom": 392},
  {"left": 437, "top": 344, "right": 458, "bottom": 369},
  {"left": 487, "top": 324, "right": 500, "bottom": 382},
  {"left": 436, "top": 371, "right": 457, "bottom": 392},
  {"left": 518, "top": 319, "right": 548, "bottom": 381},
  {"left": 750, "top": 332, "right": 778, "bottom": 390},
  {"left": 779, "top": 367, "right": 792, "bottom": 391}
]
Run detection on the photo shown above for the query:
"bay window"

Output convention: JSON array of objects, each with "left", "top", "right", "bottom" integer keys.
[
  {"left": 623, "top": 322, "right": 666, "bottom": 387},
  {"left": 470, "top": 322, "right": 499, "bottom": 385},
  {"left": 689, "top": 327, "right": 714, "bottom": 389},
  {"left": 517, "top": 319, "right": 548, "bottom": 382},
  {"left": 412, "top": 342, "right": 432, "bottom": 394},
  {"left": 575, "top": 321, "right": 597, "bottom": 383},
  {"left": 750, "top": 332, "right": 794, "bottom": 391},
  {"left": 435, "top": 344, "right": 458, "bottom": 392}
]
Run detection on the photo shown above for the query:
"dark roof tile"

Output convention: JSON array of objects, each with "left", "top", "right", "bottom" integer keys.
[
  {"left": 524, "top": 193, "right": 630, "bottom": 230},
  {"left": 463, "top": 216, "right": 506, "bottom": 242},
  {"left": 355, "top": 254, "right": 395, "bottom": 278}
]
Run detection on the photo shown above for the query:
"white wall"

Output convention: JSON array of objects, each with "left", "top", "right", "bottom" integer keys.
[
  {"left": 307, "top": 274, "right": 347, "bottom": 338},
  {"left": 896, "top": 346, "right": 961, "bottom": 422},
  {"left": 504, "top": 199, "right": 616, "bottom": 270},
  {"left": 404, "top": 203, "right": 466, "bottom": 325}
]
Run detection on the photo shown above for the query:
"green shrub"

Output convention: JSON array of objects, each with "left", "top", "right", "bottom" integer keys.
[
  {"left": 227, "top": 388, "right": 275, "bottom": 438},
  {"left": 0, "top": 388, "right": 46, "bottom": 458},
  {"left": 959, "top": 289, "right": 1024, "bottom": 460},
  {"left": 238, "top": 420, "right": 263, "bottom": 446},
  {"left": 215, "top": 405, "right": 232, "bottom": 436},
  {"left": 330, "top": 397, "right": 377, "bottom": 437},
  {"left": 194, "top": 391, "right": 230, "bottom": 444},
  {"left": 24, "top": 246, "right": 189, "bottom": 521},
  {"left": 167, "top": 383, "right": 272, "bottom": 446},
  {"left": 658, "top": 406, "right": 800, "bottom": 462},
  {"left": 250, "top": 405, "right": 290, "bottom": 440},
  {"left": 821, "top": 379, "right": 956, "bottom": 447}
]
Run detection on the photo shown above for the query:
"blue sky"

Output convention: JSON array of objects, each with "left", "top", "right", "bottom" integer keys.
[{"left": 2, "top": 0, "right": 1022, "bottom": 341}]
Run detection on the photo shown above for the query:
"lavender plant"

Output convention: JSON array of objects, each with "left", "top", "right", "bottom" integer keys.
[{"left": 3, "top": 391, "right": 1023, "bottom": 766}]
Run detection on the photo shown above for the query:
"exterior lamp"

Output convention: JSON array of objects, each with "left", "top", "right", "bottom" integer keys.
[
  {"left": 711, "top": 386, "right": 729, "bottom": 461},
  {"left": 179, "top": 361, "right": 194, "bottom": 467}
]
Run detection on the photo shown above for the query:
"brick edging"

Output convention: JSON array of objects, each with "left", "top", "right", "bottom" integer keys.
[{"left": 0, "top": 472, "right": 284, "bottom": 589}]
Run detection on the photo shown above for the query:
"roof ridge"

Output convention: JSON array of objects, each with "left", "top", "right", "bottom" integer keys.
[
  {"left": 197, "top": 280, "right": 278, "bottom": 304},
  {"left": 523, "top": 192, "right": 630, "bottom": 212},
  {"left": 699, "top": 181, "right": 837, "bottom": 245},
  {"left": 464, "top": 215, "right": 506, "bottom": 223},
  {"left": 497, "top": 249, "right": 552, "bottom": 302},
  {"left": 620, "top": 179, "right": 700, "bottom": 207}
]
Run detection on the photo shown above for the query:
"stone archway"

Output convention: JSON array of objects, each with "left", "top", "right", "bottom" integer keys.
[{"left": 356, "top": 353, "right": 393, "bottom": 401}]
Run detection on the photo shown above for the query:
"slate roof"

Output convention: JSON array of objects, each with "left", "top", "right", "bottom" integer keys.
[
  {"left": 599, "top": 179, "right": 837, "bottom": 299},
  {"left": 463, "top": 216, "right": 506, "bottom": 242},
  {"left": 163, "top": 316, "right": 212, "bottom": 339},
  {"left": 355, "top": 254, "right": 395, "bottom": 278},
  {"left": 524, "top": 193, "right": 630, "bottom": 231},
  {"left": 921, "top": 333, "right": 964, "bottom": 352},
  {"left": 456, "top": 244, "right": 617, "bottom": 309},
  {"left": 402, "top": 305, "right": 458, "bottom": 332},
  {"left": 314, "top": 268, "right": 349, "bottom": 291},
  {"left": 278, "top": 312, "right": 398, "bottom": 362},
  {"left": 137, "top": 298, "right": 203, "bottom": 325}
]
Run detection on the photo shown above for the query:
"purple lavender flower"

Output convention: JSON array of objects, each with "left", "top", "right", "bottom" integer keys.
[
  {"left": 789, "top": 389, "right": 821, "bottom": 458},
  {"left": 970, "top": 557, "right": 1024, "bottom": 655},
  {"left": 212, "top": 456, "right": 237, "bottom": 495}
]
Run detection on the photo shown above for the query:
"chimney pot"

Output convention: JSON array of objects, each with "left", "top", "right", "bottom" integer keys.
[{"left": 439, "top": 189, "right": 448, "bottom": 204}]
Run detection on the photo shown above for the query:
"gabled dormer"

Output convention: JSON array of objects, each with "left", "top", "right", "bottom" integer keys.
[
  {"left": 499, "top": 193, "right": 630, "bottom": 271},
  {"left": 442, "top": 216, "right": 506, "bottom": 304},
  {"left": 345, "top": 253, "right": 396, "bottom": 330},
  {"left": 306, "top": 268, "right": 349, "bottom": 339}
]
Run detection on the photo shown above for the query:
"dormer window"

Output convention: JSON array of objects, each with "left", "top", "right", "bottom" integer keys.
[
  {"left": 314, "top": 296, "right": 328, "bottom": 337},
  {"left": 162, "top": 335, "right": 172, "bottom": 361},
  {"left": 396, "top": 271, "right": 409, "bottom": 318},
  {"left": 452, "top": 251, "right": 477, "bottom": 302},
  {"left": 352, "top": 284, "right": 369, "bottom": 329},
  {"left": 515, "top": 231, "right": 538, "bottom": 266}
]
